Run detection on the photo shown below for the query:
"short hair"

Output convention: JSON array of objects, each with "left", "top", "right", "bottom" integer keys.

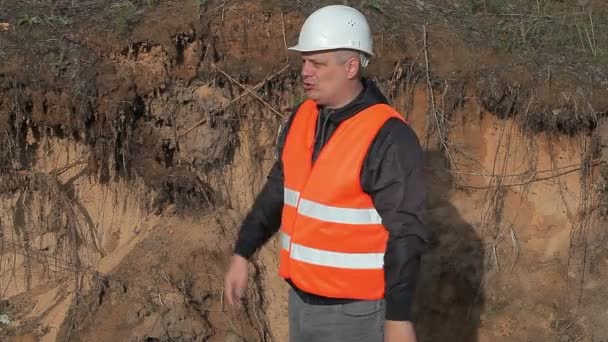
[{"left": 335, "top": 50, "right": 369, "bottom": 70}]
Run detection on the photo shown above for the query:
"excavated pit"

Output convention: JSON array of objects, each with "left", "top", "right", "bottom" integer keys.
[{"left": 1, "top": 1, "right": 608, "bottom": 341}]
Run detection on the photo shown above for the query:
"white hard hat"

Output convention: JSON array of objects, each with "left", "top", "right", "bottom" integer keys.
[{"left": 288, "top": 5, "right": 374, "bottom": 58}]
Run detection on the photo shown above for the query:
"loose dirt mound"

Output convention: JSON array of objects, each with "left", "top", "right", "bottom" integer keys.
[{"left": 1, "top": 0, "right": 608, "bottom": 341}]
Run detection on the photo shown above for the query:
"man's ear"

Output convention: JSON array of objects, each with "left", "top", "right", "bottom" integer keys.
[{"left": 345, "top": 56, "right": 360, "bottom": 80}]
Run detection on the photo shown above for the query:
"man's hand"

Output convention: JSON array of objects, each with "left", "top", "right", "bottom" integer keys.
[
  {"left": 224, "top": 254, "right": 249, "bottom": 310},
  {"left": 384, "top": 320, "right": 417, "bottom": 342}
]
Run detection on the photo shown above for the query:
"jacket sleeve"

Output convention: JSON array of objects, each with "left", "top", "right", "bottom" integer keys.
[
  {"left": 361, "top": 117, "right": 429, "bottom": 322},
  {"left": 233, "top": 159, "right": 284, "bottom": 259},
  {"left": 233, "top": 109, "right": 296, "bottom": 259}
]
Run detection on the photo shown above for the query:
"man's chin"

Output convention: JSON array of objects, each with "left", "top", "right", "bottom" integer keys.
[{"left": 304, "top": 90, "right": 318, "bottom": 101}]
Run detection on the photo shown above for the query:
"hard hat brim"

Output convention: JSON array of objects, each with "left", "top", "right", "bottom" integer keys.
[{"left": 287, "top": 44, "right": 374, "bottom": 56}]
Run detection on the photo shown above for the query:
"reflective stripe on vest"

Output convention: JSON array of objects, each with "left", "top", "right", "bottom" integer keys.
[
  {"left": 284, "top": 187, "right": 382, "bottom": 225},
  {"left": 280, "top": 230, "right": 291, "bottom": 250},
  {"left": 284, "top": 187, "right": 300, "bottom": 207},
  {"left": 279, "top": 231, "right": 383, "bottom": 270}
]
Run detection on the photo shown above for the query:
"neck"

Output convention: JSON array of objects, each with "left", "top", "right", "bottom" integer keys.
[{"left": 326, "top": 79, "right": 364, "bottom": 109}]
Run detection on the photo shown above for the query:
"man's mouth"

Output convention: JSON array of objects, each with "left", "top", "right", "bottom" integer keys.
[{"left": 303, "top": 81, "right": 314, "bottom": 91}]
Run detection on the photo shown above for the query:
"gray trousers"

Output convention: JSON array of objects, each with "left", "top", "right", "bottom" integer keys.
[{"left": 288, "top": 288, "right": 385, "bottom": 342}]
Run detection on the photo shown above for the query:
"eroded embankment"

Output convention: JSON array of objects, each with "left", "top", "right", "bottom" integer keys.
[{"left": 1, "top": 1, "right": 608, "bottom": 342}]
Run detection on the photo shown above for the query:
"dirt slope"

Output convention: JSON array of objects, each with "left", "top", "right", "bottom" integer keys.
[{"left": 1, "top": 0, "right": 608, "bottom": 341}]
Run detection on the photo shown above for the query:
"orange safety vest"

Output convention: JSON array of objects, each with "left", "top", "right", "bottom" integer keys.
[{"left": 278, "top": 99, "right": 405, "bottom": 300}]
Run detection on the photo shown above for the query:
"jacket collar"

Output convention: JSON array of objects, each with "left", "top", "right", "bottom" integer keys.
[{"left": 316, "top": 78, "right": 389, "bottom": 123}]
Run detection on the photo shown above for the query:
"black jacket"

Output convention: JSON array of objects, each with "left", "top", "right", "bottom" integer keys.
[{"left": 234, "top": 79, "right": 428, "bottom": 321}]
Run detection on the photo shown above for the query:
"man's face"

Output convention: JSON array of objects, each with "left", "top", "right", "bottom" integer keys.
[{"left": 300, "top": 51, "right": 348, "bottom": 106}]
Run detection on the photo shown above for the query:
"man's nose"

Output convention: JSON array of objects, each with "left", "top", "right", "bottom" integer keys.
[{"left": 301, "top": 61, "right": 313, "bottom": 78}]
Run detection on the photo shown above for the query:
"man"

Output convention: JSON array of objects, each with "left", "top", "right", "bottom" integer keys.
[{"left": 224, "top": 5, "right": 428, "bottom": 342}]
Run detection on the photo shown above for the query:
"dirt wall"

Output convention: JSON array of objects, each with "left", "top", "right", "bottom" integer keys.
[{"left": 1, "top": 1, "right": 607, "bottom": 341}]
